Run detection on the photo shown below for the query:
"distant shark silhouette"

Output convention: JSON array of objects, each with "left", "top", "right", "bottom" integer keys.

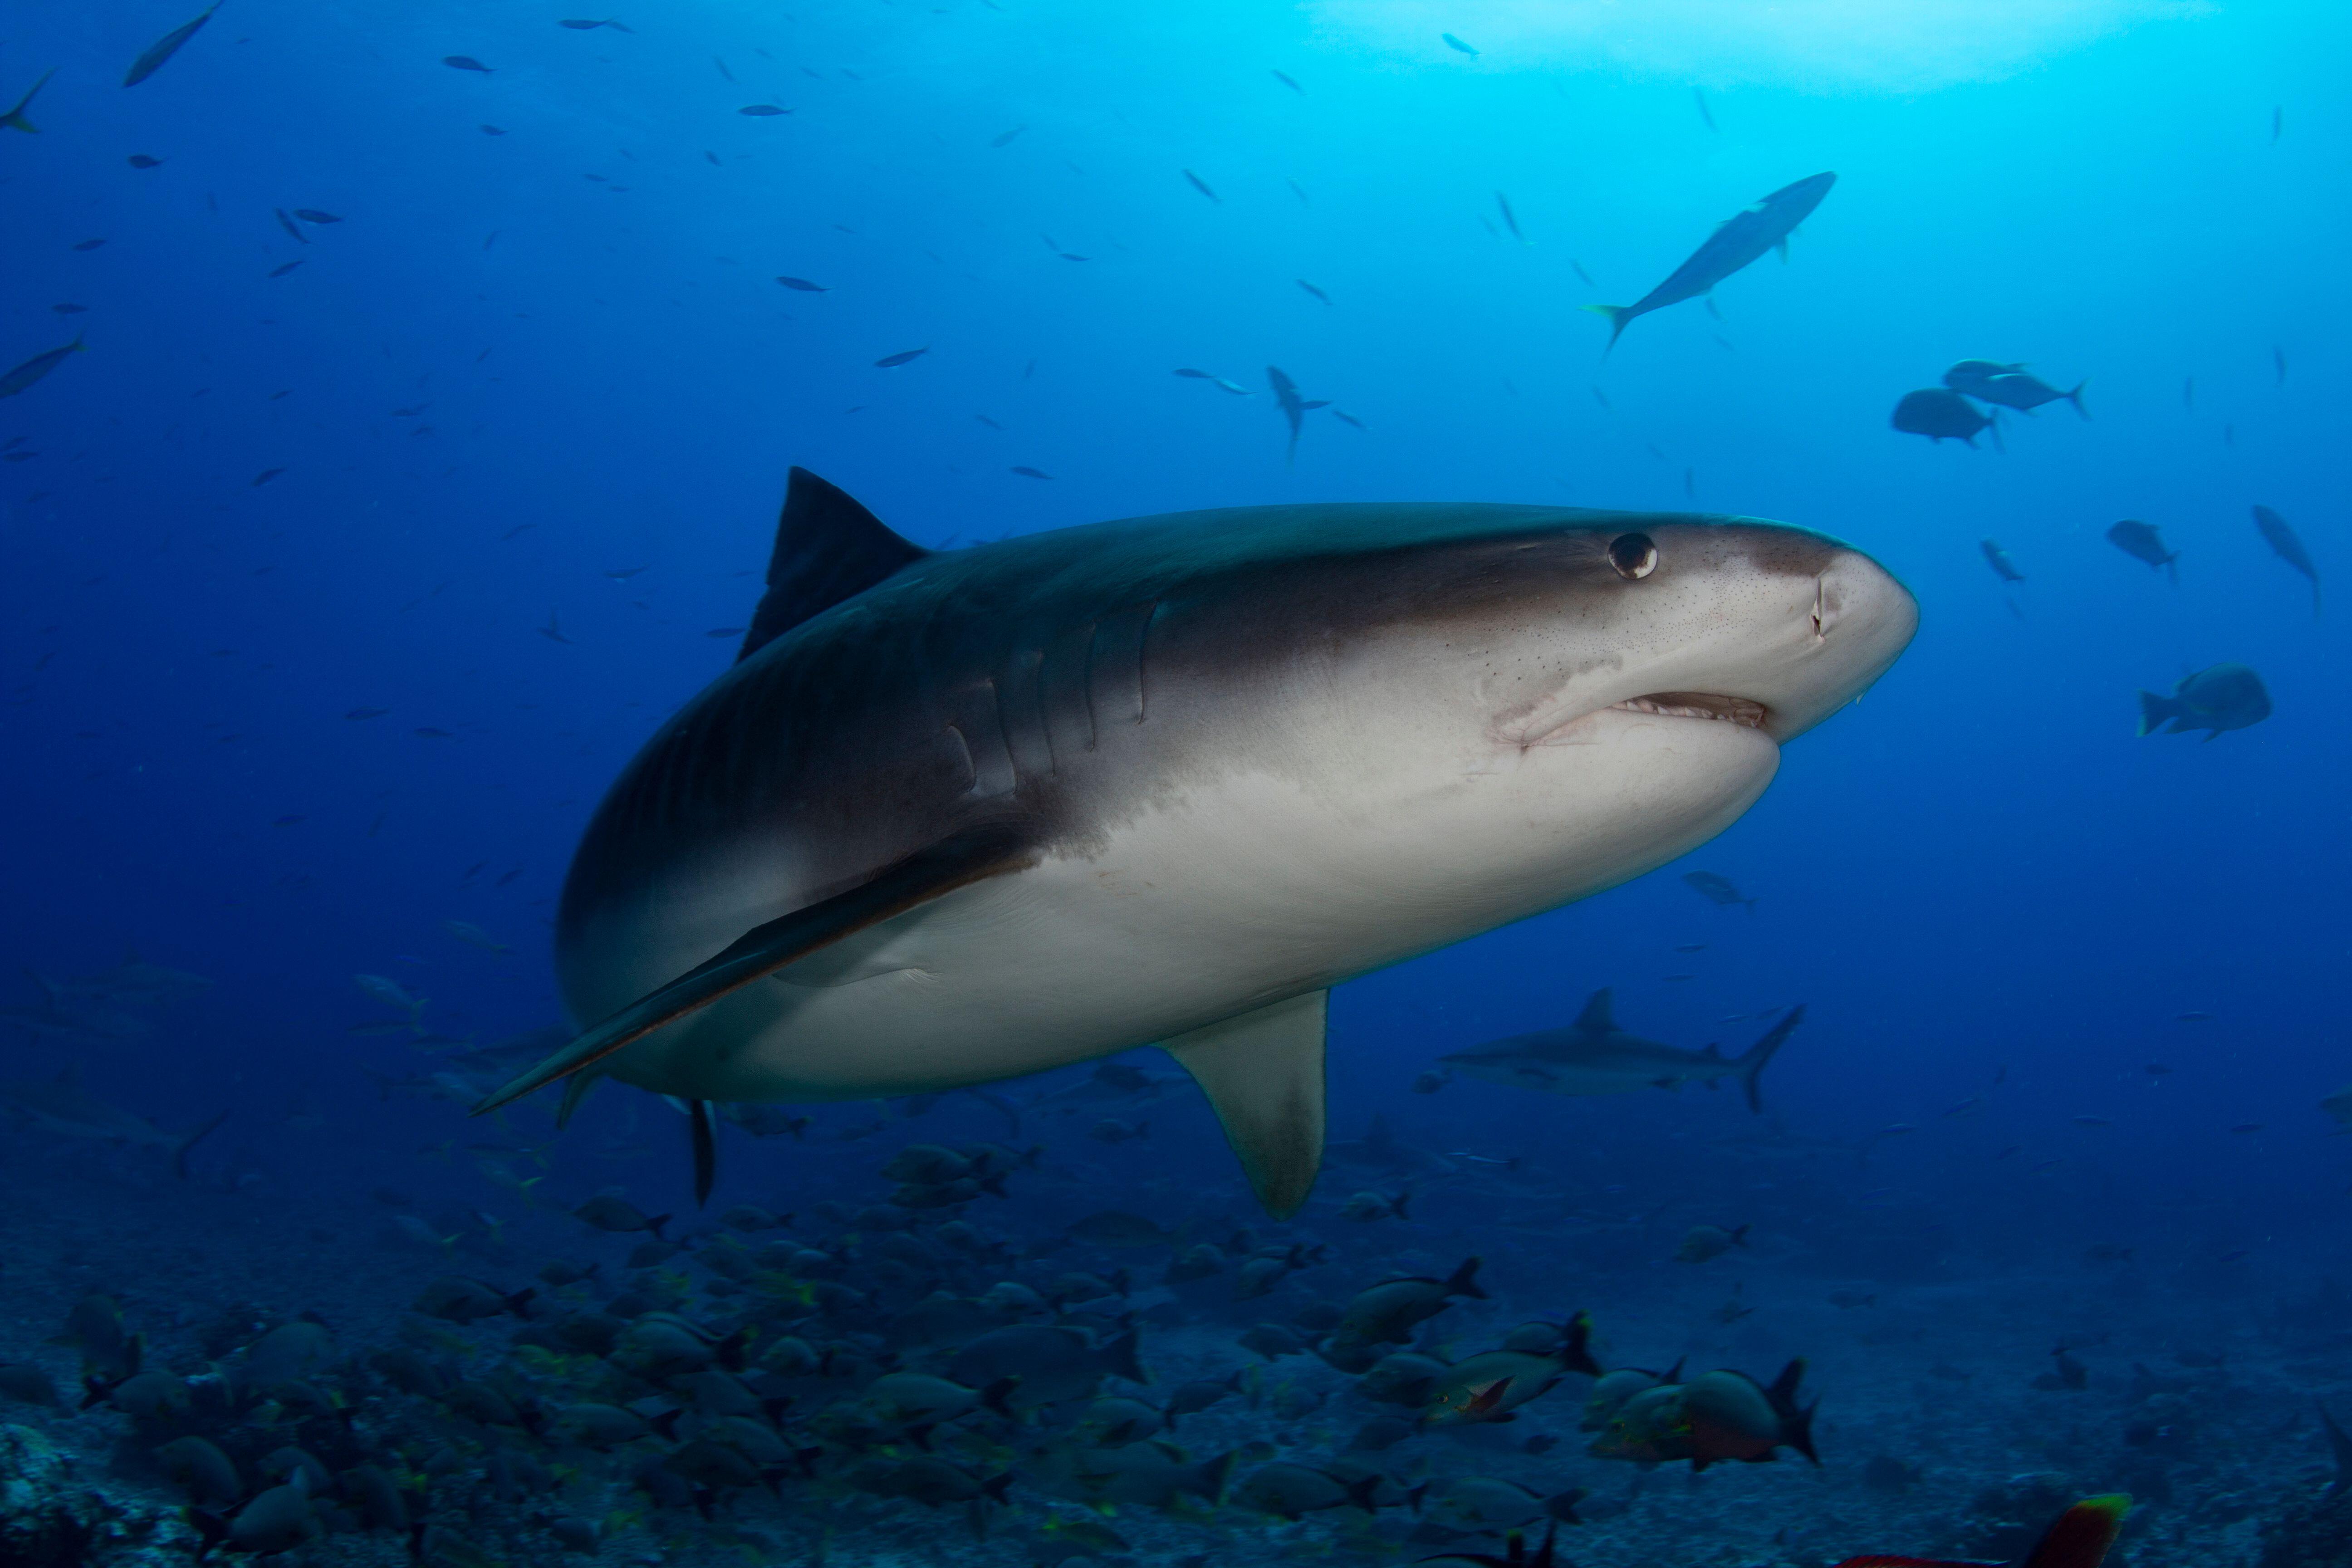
[{"left": 477, "top": 470, "right": 1914, "bottom": 1215}]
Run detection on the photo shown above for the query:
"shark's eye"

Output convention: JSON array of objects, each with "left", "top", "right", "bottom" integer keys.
[{"left": 1608, "top": 533, "right": 1658, "bottom": 580}]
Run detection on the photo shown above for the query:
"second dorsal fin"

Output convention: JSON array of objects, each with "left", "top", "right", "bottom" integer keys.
[{"left": 738, "top": 468, "right": 928, "bottom": 662}]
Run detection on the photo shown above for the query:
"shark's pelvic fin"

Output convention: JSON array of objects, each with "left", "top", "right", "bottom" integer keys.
[
  {"left": 688, "top": 1098, "right": 719, "bottom": 1205},
  {"left": 556, "top": 1069, "right": 603, "bottom": 1129},
  {"left": 1571, "top": 988, "right": 1615, "bottom": 1034},
  {"left": 738, "top": 467, "right": 929, "bottom": 663},
  {"left": 471, "top": 822, "right": 1039, "bottom": 1115},
  {"left": 1161, "top": 989, "right": 1328, "bottom": 1220}
]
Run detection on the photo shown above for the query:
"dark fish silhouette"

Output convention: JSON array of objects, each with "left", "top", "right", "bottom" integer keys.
[
  {"left": 2105, "top": 520, "right": 2178, "bottom": 583},
  {"left": 1891, "top": 389, "right": 1996, "bottom": 448},
  {"left": 1946, "top": 360, "right": 2086, "bottom": 417},
  {"left": 874, "top": 347, "right": 928, "bottom": 368},
  {"left": 2251, "top": 504, "right": 2319, "bottom": 615},
  {"left": 1266, "top": 365, "right": 1329, "bottom": 464},
  {"left": 1496, "top": 191, "right": 1527, "bottom": 243},
  {"left": 1588, "top": 173, "right": 1835, "bottom": 349},
  {"left": 775, "top": 276, "right": 828, "bottom": 292},
  {"left": 1442, "top": 33, "right": 1480, "bottom": 55},
  {"left": 559, "top": 17, "right": 633, "bottom": 29},
  {"left": 1182, "top": 168, "right": 1220, "bottom": 203},
  {"left": 443, "top": 55, "right": 495, "bottom": 74},
  {"left": 293, "top": 209, "right": 342, "bottom": 224},
  {"left": 2137, "top": 663, "right": 2269, "bottom": 740},
  {"left": 124, "top": 7, "right": 218, "bottom": 88},
  {"left": 2, "top": 68, "right": 55, "bottom": 132},
  {"left": 738, "top": 104, "right": 789, "bottom": 116},
  {"left": 1682, "top": 870, "right": 1755, "bottom": 911},
  {"left": 0, "top": 338, "right": 85, "bottom": 399},
  {"left": 1980, "top": 540, "right": 2025, "bottom": 584}
]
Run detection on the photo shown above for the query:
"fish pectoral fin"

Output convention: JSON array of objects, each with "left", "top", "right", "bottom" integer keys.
[
  {"left": 1161, "top": 990, "right": 1328, "bottom": 1220},
  {"left": 471, "top": 821, "right": 1038, "bottom": 1115}
]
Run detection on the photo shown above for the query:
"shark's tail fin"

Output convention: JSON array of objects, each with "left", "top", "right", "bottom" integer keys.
[
  {"left": 2136, "top": 690, "right": 2181, "bottom": 737},
  {"left": 175, "top": 1109, "right": 230, "bottom": 1177},
  {"left": 2066, "top": 380, "right": 2089, "bottom": 419},
  {"left": 1733, "top": 1005, "right": 1803, "bottom": 1113},
  {"left": 1583, "top": 303, "right": 1633, "bottom": 352}
]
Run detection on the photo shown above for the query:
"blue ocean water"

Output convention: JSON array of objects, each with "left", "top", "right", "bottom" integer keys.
[{"left": 2, "top": 5, "right": 2347, "bottom": 1565}]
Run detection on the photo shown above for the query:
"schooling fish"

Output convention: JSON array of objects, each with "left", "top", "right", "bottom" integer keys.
[
  {"left": 2251, "top": 504, "right": 2320, "bottom": 615},
  {"left": 2, "top": 68, "right": 55, "bottom": 133},
  {"left": 2105, "top": 519, "right": 2179, "bottom": 583},
  {"left": 1682, "top": 869, "right": 1754, "bottom": 910},
  {"left": 471, "top": 469, "right": 1914, "bottom": 1215},
  {"left": 124, "top": 6, "right": 219, "bottom": 88},
  {"left": 1971, "top": 370, "right": 2087, "bottom": 418},
  {"left": 2136, "top": 663, "right": 2270, "bottom": 740},
  {"left": 1891, "top": 389, "right": 1998, "bottom": 448},
  {"left": 1266, "top": 364, "right": 1329, "bottom": 464},
  {"left": 1588, "top": 173, "right": 1835, "bottom": 349},
  {"left": 0, "top": 338, "right": 85, "bottom": 398}
]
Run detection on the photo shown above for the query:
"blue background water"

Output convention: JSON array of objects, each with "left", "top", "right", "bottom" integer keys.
[{"left": 3, "top": 2, "right": 2343, "bottom": 1285}]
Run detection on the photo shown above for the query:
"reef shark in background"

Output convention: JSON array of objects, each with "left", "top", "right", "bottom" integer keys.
[
  {"left": 477, "top": 469, "right": 1915, "bottom": 1215},
  {"left": 0, "top": 1068, "right": 227, "bottom": 1175},
  {"left": 1442, "top": 990, "right": 1803, "bottom": 1111},
  {"left": 1588, "top": 172, "right": 1837, "bottom": 350}
]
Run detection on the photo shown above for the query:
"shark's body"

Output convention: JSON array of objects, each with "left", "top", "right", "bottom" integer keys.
[
  {"left": 482, "top": 471, "right": 1914, "bottom": 1213},
  {"left": 1443, "top": 991, "right": 1802, "bottom": 1110}
]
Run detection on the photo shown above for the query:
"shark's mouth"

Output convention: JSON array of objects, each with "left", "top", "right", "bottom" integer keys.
[{"left": 1608, "top": 692, "right": 1769, "bottom": 729}]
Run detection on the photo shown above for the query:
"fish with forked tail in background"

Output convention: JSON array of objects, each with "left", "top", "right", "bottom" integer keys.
[
  {"left": 0, "top": 1070, "right": 226, "bottom": 1175},
  {"left": 1588, "top": 173, "right": 1836, "bottom": 349},
  {"left": 2136, "top": 664, "right": 2269, "bottom": 740},
  {"left": 1441, "top": 991, "right": 1803, "bottom": 1111}
]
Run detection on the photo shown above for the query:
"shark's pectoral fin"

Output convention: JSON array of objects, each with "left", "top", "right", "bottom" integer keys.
[
  {"left": 472, "top": 822, "right": 1038, "bottom": 1115},
  {"left": 1161, "top": 990, "right": 1327, "bottom": 1220}
]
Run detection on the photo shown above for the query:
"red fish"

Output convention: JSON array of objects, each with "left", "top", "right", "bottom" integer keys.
[{"left": 1832, "top": 1494, "right": 2129, "bottom": 1568}]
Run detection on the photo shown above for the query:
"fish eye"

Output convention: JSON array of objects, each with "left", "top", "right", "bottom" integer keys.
[{"left": 1608, "top": 533, "right": 1658, "bottom": 580}]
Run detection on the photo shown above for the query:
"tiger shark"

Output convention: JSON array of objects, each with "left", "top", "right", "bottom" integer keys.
[{"left": 477, "top": 470, "right": 1916, "bottom": 1215}]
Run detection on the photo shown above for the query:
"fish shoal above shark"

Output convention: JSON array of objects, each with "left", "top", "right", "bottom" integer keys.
[{"left": 477, "top": 468, "right": 1916, "bottom": 1216}]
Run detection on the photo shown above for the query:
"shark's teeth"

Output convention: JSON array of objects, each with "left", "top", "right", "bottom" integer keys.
[{"left": 1609, "top": 692, "right": 1768, "bottom": 728}]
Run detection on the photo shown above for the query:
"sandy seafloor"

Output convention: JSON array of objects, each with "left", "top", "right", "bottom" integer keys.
[{"left": 2, "top": 1124, "right": 2348, "bottom": 1568}]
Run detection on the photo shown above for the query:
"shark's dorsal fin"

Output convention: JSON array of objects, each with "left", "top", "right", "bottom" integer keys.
[
  {"left": 1571, "top": 989, "right": 1615, "bottom": 1034},
  {"left": 738, "top": 468, "right": 928, "bottom": 663},
  {"left": 1161, "top": 990, "right": 1328, "bottom": 1220}
]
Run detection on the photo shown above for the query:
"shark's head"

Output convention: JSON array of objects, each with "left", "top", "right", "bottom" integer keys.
[{"left": 1147, "top": 508, "right": 1918, "bottom": 936}]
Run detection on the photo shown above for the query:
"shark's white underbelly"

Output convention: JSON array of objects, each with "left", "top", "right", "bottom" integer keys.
[{"left": 582, "top": 708, "right": 1779, "bottom": 1104}]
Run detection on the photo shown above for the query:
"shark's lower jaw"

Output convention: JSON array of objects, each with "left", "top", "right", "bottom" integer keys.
[{"left": 1607, "top": 692, "right": 1769, "bottom": 728}]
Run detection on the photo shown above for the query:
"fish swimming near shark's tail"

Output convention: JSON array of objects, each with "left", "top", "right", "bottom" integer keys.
[{"left": 1725, "top": 1004, "right": 1803, "bottom": 1113}]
